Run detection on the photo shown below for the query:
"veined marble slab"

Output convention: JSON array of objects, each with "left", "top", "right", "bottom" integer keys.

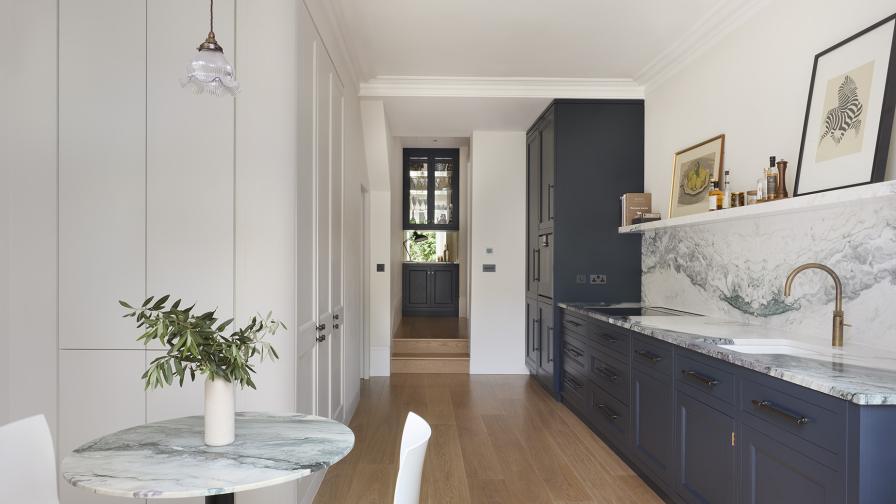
[
  {"left": 559, "top": 303, "right": 896, "bottom": 406},
  {"left": 61, "top": 412, "right": 354, "bottom": 499}
]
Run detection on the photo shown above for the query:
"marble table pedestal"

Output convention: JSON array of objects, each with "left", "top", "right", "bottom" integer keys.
[{"left": 61, "top": 412, "right": 355, "bottom": 501}]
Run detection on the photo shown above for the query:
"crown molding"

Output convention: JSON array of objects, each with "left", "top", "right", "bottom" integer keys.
[
  {"left": 359, "top": 76, "right": 645, "bottom": 99},
  {"left": 302, "top": 0, "right": 360, "bottom": 90},
  {"left": 636, "top": 0, "right": 770, "bottom": 92}
]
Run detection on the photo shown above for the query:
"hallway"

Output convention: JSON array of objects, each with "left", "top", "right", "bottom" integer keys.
[{"left": 314, "top": 374, "right": 662, "bottom": 503}]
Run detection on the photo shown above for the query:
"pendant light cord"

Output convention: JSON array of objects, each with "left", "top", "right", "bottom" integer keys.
[{"left": 209, "top": 0, "right": 215, "bottom": 35}]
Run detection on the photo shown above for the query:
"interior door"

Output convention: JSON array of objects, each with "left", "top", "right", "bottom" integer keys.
[{"left": 315, "top": 57, "right": 333, "bottom": 418}]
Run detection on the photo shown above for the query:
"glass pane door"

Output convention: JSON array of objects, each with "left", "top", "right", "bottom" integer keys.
[
  {"left": 433, "top": 155, "right": 456, "bottom": 226},
  {"left": 407, "top": 156, "right": 429, "bottom": 226}
]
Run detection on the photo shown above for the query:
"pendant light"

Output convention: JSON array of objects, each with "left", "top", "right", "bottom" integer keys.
[{"left": 180, "top": 0, "right": 240, "bottom": 96}]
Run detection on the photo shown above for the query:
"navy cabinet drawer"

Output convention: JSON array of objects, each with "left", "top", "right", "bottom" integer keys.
[
  {"left": 561, "top": 368, "right": 589, "bottom": 413},
  {"left": 631, "top": 335, "right": 673, "bottom": 376},
  {"left": 590, "top": 321, "right": 629, "bottom": 358},
  {"left": 589, "top": 351, "right": 629, "bottom": 405},
  {"left": 588, "top": 384, "right": 628, "bottom": 442},
  {"left": 677, "top": 352, "right": 736, "bottom": 405},
  {"left": 561, "top": 333, "right": 588, "bottom": 373},
  {"left": 562, "top": 311, "right": 591, "bottom": 334},
  {"left": 741, "top": 378, "right": 846, "bottom": 454}
]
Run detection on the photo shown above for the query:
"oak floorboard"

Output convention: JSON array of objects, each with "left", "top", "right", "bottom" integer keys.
[{"left": 314, "top": 374, "right": 662, "bottom": 504}]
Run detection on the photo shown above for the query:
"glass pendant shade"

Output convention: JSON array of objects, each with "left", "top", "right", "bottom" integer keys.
[{"left": 181, "top": 44, "right": 240, "bottom": 96}]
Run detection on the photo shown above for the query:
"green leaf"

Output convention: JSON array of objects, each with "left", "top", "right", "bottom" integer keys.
[
  {"left": 119, "top": 300, "right": 134, "bottom": 309},
  {"left": 142, "top": 296, "right": 154, "bottom": 308}
]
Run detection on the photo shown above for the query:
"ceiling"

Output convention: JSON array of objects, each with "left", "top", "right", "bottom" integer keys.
[
  {"left": 382, "top": 96, "right": 550, "bottom": 137},
  {"left": 334, "top": 0, "right": 719, "bottom": 80}
]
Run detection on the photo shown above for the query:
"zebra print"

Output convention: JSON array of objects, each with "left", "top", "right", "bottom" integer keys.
[{"left": 819, "top": 75, "right": 864, "bottom": 146}]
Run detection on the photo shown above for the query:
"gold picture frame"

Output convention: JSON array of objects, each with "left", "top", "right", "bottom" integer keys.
[{"left": 668, "top": 134, "right": 725, "bottom": 218}]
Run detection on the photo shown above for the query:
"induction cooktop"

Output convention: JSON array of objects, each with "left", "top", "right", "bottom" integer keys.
[{"left": 586, "top": 306, "right": 698, "bottom": 317}]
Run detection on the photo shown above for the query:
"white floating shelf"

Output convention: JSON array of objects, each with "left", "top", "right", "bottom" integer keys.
[{"left": 619, "top": 180, "right": 896, "bottom": 234}]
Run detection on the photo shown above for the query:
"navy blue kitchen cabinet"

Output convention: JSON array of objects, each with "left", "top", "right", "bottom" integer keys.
[
  {"left": 675, "top": 390, "right": 736, "bottom": 504},
  {"left": 524, "top": 99, "right": 645, "bottom": 397},
  {"left": 556, "top": 307, "right": 896, "bottom": 504},
  {"left": 401, "top": 263, "right": 459, "bottom": 316}
]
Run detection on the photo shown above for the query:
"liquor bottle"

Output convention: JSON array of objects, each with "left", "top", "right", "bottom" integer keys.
[
  {"left": 766, "top": 156, "right": 778, "bottom": 201},
  {"left": 722, "top": 170, "right": 732, "bottom": 209},
  {"left": 708, "top": 179, "right": 722, "bottom": 211}
]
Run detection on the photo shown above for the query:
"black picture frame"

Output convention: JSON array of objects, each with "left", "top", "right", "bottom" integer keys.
[{"left": 794, "top": 13, "right": 896, "bottom": 196}]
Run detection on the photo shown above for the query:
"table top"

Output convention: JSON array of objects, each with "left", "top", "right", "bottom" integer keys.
[{"left": 61, "top": 412, "right": 355, "bottom": 499}]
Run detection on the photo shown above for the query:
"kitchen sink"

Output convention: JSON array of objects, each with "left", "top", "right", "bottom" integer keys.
[{"left": 718, "top": 339, "right": 834, "bottom": 358}]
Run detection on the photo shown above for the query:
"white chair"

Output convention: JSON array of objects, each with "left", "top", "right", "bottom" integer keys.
[
  {"left": 393, "top": 412, "right": 432, "bottom": 504},
  {"left": 0, "top": 415, "right": 60, "bottom": 504}
]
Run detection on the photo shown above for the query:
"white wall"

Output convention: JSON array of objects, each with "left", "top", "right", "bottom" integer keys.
[
  {"left": 457, "top": 146, "right": 471, "bottom": 319},
  {"left": 645, "top": 0, "right": 896, "bottom": 213},
  {"left": 4, "top": 0, "right": 59, "bottom": 437},
  {"left": 4, "top": 1, "right": 368, "bottom": 503},
  {"left": 469, "top": 131, "right": 529, "bottom": 374},
  {"left": 360, "top": 99, "right": 398, "bottom": 375},
  {"left": 389, "top": 135, "right": 403, "bottom": 337}
]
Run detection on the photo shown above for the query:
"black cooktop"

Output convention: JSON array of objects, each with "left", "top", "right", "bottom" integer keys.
[{"left": 587, "top": 306, "right": 696, "bottom": 317}]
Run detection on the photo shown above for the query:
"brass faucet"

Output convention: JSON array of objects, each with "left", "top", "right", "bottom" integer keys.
[{"left": 783, "top": 263, "right": 845, "bottom": 347}]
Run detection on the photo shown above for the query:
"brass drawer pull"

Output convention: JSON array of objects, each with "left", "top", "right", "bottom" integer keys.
[
  {"left": 682, "top": 370, "right": 719, "bottom": 387},
  {"left": 567, "top": 320, "right": 582, "bottom": 327},
  {"left": 600, "top": 333, "right": 618, "bottom": 344},
  {"left": 751, "top": 399, "right": 810, "bottom": 426}
]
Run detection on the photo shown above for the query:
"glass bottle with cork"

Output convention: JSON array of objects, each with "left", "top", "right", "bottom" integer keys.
[
  {"left": 766, "top": 156, "right": 778, "bottom": 201},
  {"left": 708, "top": 179, "right": 723, "bottom": 211}
]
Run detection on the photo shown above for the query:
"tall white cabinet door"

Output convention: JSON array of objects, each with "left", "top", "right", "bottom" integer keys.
[
  {"left": 59, "top": 350, "right": 146, "bottom": 504},
  {"left": 315, "top": 59, "right": 334, "bottom": 419},
  {"left": 295, "top": 8, "right": 318, "bottom": 416},
  {"left": 330, "top": 85, "right": 345, "bottom": 421}
]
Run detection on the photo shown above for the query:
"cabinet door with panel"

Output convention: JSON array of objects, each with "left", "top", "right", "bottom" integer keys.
[
  {"left": 537, "top": 301, "right": 554, "bottom": 385},
  {"left": 539, "top": 112, "right": 555, "bottom": 230},
  {"left": 430, "top": 267, "right": 456, "bottom": 308},
  {"left": 739, "top": 424, "right": 842, "bottom": 504},
  {"left": 404, "top": 265, "right": 430, "bottom": 309},
  {"left": 631, "top": 366, "right": 675, "bottom": 485},
  {"left": 676, "top": 391, "right": 737, "bottom": 504},
  {"left": 526, "top": 131, "right": 540, "bottom": 298}
]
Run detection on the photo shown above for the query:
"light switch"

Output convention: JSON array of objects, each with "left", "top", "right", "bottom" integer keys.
[{"left": 482, "top": 264, "right": 496, "bottom": 272}]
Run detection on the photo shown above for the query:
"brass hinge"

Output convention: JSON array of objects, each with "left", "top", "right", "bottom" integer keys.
[{"left": 731, "top": 432, "right": 736, "bottom": 447}]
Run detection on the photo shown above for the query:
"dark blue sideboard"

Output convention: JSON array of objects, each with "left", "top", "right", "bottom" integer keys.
[{"left": 558, "top": 307, "right": 896, "bottom": 504}]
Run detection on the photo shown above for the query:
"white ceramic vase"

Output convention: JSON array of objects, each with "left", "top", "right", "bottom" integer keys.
[{"left": 204, "top": 377, "right": 235, "bottom": 446}]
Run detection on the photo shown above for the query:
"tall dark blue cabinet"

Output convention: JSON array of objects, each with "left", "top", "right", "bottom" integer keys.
[{"left": 525, "top": 99, "right": 644, "bottom": 395}]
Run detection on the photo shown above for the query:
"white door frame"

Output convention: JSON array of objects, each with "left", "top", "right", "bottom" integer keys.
[{"left": 361, "top": 184, "right": 370, "bottom": 380}]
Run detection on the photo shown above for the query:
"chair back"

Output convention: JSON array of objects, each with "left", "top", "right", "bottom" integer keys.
[
  {"left": 0, "top": 415, "right": 59, "bottom": 504},
  {"left": 393, "top": 412, "right": 432, "bottom": 504}
]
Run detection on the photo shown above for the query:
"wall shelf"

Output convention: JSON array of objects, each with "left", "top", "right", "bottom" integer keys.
[{"left": 619, "top": 180, "right": 896, "bottom": 233}]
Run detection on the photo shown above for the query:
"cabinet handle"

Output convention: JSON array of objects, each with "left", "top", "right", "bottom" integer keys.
[
  {"left": 315, "top": 323, "right": 327, "bottom": 331},
  {"left": 751, "top": 399, "right": 810, "bottom": 426},
  {"left": 547, "top": 326, "right": 554, "bottom": 363},
  {"left": 535, "top": 249, "right": 541, "bottom": 281},
  {"left": 315, "top": 334, "right": 327, "bottom": 343},
  {"left": 566, "top": 320, "right": 582, "bottom": 327},
  {"left": 634, "top": 349, "right": 663, "bottom": 363},
  {"left": 595, "top": 403, "right": 620, "bottom": 421},
  {"left": 595, "top": 365, "right": 620, "bottom": 382},
  {"left": 563, "top": 375, "right": 583, "bottom": 390},
  {"left": 682, "top": 370, "right": 719, "bottom": 387},
  {"left": 600, "top": 333, "right": 618, "bottom": 344},
  {"left": 333, "top": 323, "right": 340, "bottom": 329},
  {"left": 563, "top": 344, "right": 583, "bottom": 359},
  {"left": 534, "top": 319, "right": 541, "bottom": 351}
]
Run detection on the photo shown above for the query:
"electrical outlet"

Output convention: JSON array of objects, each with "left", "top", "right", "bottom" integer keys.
[
  {"left": 576, "top": 274, "right": 586, "bottom": 284},
  {"left": 590, "top": 274, "right": 607, "bottom": 285}
]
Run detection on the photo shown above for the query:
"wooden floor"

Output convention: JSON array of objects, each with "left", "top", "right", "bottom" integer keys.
[
  {"left": 314, "top": 374, "right": 662, "bottom": 504},
  {"left": 394, "top": 316, "right": 469, "bottom": 339}
]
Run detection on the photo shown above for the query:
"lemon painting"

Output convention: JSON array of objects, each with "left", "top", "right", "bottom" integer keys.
[{"left": 677, "top": 154, "right": 715, "bottom": 206}]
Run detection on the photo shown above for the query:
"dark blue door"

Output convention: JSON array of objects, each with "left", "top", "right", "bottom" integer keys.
[
  {"left": 632, "top": 367, "right": 674, "bottom": 484},
  {"left": 676, "top": 391, "right": 736, "bottom": 504},
  {"left": 739, "top": 424, "right": 842, "bottom": 504}
]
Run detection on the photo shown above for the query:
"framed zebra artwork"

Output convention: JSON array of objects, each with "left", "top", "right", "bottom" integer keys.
[{"left": 795, "top": 13, "right": 896, "bottom": 196}]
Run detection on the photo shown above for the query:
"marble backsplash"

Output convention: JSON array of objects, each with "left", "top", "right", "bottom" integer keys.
[{"left": 642, "top": 197, "right": 896, "bottom": 350}]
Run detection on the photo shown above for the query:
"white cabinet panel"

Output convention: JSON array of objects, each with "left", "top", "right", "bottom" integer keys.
[
  {"left": 59, "top": 350, "right": 146, "bottom": 504},
  {"left": 59, "top": 0, "right": 146, "bottom": 350},
  {"left": 146, "top": 0, "right": 235, "bottom": 322}
]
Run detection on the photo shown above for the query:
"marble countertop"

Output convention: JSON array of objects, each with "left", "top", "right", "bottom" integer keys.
[
  {"left": 558, "top": 302, "right": 896, "bottom": 406},
  {"left": 61, "top": 412, "right": 355, "bottom": 499}
]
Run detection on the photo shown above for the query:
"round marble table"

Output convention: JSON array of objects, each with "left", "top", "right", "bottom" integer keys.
[{"left": 61, "top": 412, "right": 354, "bottom": 503}]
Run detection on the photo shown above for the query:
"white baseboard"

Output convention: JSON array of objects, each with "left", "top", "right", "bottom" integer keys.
[
  {"left": 371, "top": 345, "right": 391, "bottom": 376},
  {"left": 344, "top": 386, "right": 361, "bottom": 423}
]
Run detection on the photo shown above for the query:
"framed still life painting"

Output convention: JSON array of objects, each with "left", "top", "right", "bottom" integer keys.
[
  {"left": 795, "top": 14, "right": 896, "bottom": 196},
  {"left": 669, "top": 134, "right": 725, "bottom": 218}
]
